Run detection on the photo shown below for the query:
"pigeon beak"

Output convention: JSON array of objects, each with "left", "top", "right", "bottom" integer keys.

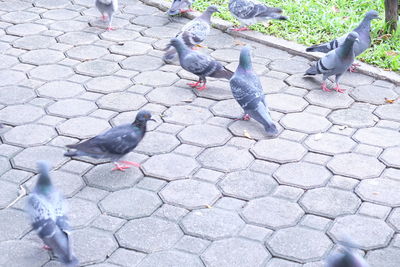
[{"left": 355, "top": 38, "right": 360, "bottom": 43}]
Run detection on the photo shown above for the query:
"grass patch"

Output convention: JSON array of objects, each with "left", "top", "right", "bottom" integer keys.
[{"left": 190, "top": 0, "right": 400, "bottom": 72}]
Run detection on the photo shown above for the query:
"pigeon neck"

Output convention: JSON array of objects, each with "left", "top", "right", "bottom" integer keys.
[
  {"left": 238, "top": 52, "right": 253, "bottom": 71},
  {"left": 355, "top": 16, "right": 372, "bottom": 32},
  {"left": 199, "top": 11, "right": 213, "bottom": 23},
  {"left": 132, "top": 120, "right": 147, "bottom": 131},
  {"left": 36, "top": 174, "right": 52, "bottom": 194},
  {"left": 337, "top": 38, "right": 356, "bottom": 58},
  {"left": 173, "top": 42, "right": 190, "bottom": 56}
]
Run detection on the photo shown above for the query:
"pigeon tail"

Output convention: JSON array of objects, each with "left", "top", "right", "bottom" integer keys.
[
  {"left": 36, "top": 161, "right": 52, "bottom": 188},
  {"left": 306, "top": 43, "right": 332, "bottom": 53},
  {"left": 211, "top": 68, "right": 233, "bottom": 80},
  {"left": 64, "top": 150, "right": 78, "bottom": 157},
  {"left": 248, "top": 103, "right": 278, "bottom": 136},
  {"left": 305, "top": 65, "right": 318, "bottom": 75}
]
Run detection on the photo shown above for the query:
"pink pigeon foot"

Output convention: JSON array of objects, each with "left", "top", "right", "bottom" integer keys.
[
  {"left": 321, "top": 82, "right": 331, "bottom": 92},
  {"left": 112, "top": 163, "right": 130, "bottom": 171},
  {"left": 188, "top": 81, "right": 201, "bottom": 87},
  {"left": 118, "top": 161, "right": 141, "bottom": 168},
  {"left": 100, "top": 15, "right": 107, "bottom": 20},
  {"left": 242, "top": 114, "right": 251, "bottom": 120},
  {"left": 106, "top": 26, "right": 116, "bottom": 31},
  {"left": 43, "top": 245, "right": 51, "bottom": 251},
  {"left": 333, "top": 84, "right": 346, "bottom": 93},
  {"left": 180, "top": 8, "right": 194, "bottom": 13},
  {"left": 191, "top": 46, "right": 200, "bottom": 50},
  {"left": 231, "top": 27, "right": 249, "bottom": 32},
  {"left": 196, "top": 84, "right": 207, "bottom": 90}
]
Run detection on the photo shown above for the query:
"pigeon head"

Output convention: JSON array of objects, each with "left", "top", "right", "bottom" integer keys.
[
  {"left": 365, "top": 10, "right": 380, "bottom": 20},
  {"left": 238, "top": 46, "right": 253, "bottom": 71},
  {"left": 35, "top": 161, "right": 53, "bottom": 193},
  {"left": 169, "top": 38, "right": 187, "bottom": 52},
  {"left": 134, "top": 110, "right": 155, "bottom": 124},
  {"left": 168, "top": 0, "right": 183, "bottom": 15},
  {"left": 346, "top": 31, "right": 359, "bottom": 43},
  {"left": 205, "top": 5, "right": 220, "bottom": 14}
]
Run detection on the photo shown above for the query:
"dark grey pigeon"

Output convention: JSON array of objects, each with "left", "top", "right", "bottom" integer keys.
[
  {"left": 95, "top": 0, "right": 118, "bottom": 30},
  {"left": 229, "top": 0, "right": 287, "bottom": 31},
  {"left": 326, "top": 241, "right": 369, "bottom": 267},
  {"left": 305, "top": 31, "right": 359, "bottom": 93},
  {"left": 26, "top": 161, "right": 79, "bottom": 267},
  {"left": 64, "top": 110, "right": 154, "bottom": 171},
  {"left": 167, "top": 0, "right": 194, "bottom": 16},
  {"left": 306, "top": 10, "right": 379, "bottom": 71},
  {"left": 164, "top": 6, "right": 219, "bottom": 63},
  {"left": 230, "top": 46, "right": 278, "bottom": 136},
  {"left": 170, "top": 37, "right": 233, "bottom": 90}
]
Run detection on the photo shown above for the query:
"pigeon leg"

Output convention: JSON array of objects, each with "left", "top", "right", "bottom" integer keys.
[
  {"left": 112, "top": 162, "right": 130, "bottom": 171},
  {"left": 321, "top": 82, "right": 331, "bottom": 92},
  {"left": 100, "top": 14, "right": 107, "bottom": 21},
  {"left": 106, "top": 15, "right": 115, "bottom": 31},
  {"left": 118, "top": 161, "right": 141, "bottom": 167},
  {"left": 180, "top": 8, "right": 194, "bottom": 13},
  {"left": 196, "top": 81, "right": 207, "bottom": 91},
  {"left": 242, "top": 114, "right": 251, "bottom": 120},
  {"left": 230, "top": 26, "right": 249, "bottom": 32},
  {"left": 187, "top": 80, "right": 201, "bottom": 87},
  {"left": 333, "top": 83, "right": 346, "bottom": 93},
  {"left": 43, "top": 245, "right": 52, "bottom": 251}
]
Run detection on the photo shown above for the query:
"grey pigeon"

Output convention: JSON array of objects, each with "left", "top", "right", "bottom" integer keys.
[
  {"left": 95, "top": 0, "right": 118, "bottom": 30},
  {"left": 26, "top": 161, "right": 79, "bottom": 267},
  {"left": 170, "top": 37, "right": 233, "bottom": 90},
  {"left": 64, "top": 110, "right": 154, "bottom": 171},
  {"left": 325, "top": 241, "right": 369, "bottom": 267},
  {"left": 229, "top": 0, "right": 287, "bottom": 31},
  {"left": 164, "top": 6, "right": 219, "bottom": 63},
  {"left": 167, "top": 0, "right": 194, "bottom": 16},
  {"left": 306, "top": 10, "right": 379, "bottom": 71},
  {"left": 305, "top": 31, "right": 359, "bottom": 93},
  {"left": 230, "top": 46, "right": 278, "bottom": 136}
]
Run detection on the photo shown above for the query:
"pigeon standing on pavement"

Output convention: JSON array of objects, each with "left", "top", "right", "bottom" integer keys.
[
  {"left": 169, "top": 37, "right": 233, "bottom": 90},
  {"left": 305, "top": 31, "right": 359, "bottom": 93},
  {"left": 325, "top": 241, "right": 370, "bottom": 267},
  {"left": 164, "top": 5, "right": 220, "bottom": 63},
  {"left": 306, "top": 10, "right": 380, "bottom": 71},
  {"left": 167, "top": 0, "right": 194, "bottom": 16},
  {"left": 95, "top": 0, "right": 118, "bottom": 30},
  {"left": 230, "top": 46, "right": 278, "bottom": 136},
  {"left": 64, "top": 110, "right": 154, "bottom": 171},
  {"left": 228, "top": 0, "right": 287, "bottom": 31},
  {"left": 26, "top": 161, "right": 79, "bottom": 267}
]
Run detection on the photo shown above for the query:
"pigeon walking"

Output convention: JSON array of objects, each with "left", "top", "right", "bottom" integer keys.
[
  {"left": 26, "top": 161, "right": 79, "bottom": 267},
  {"left": 306, "top": 10, "right": 380, "bottom": 71},
  {"left": 64, "top": 110, "right": 154, "bottom": 171},
  {"left": 169, "top": 37, "right": 233, "bottom": 90},
  {"left": 305, "top": 32, "right": 359, "bottom": 93},
  {"left": 95, "top": 0, "right": 118, "bottom": 30},
  {"left": 164, "top": 6, "right": 220, "bottom": 63},
  {"left": 230, "top": 46, "right": 278, "bottom": 136},
  {"left": 228, "top": 0, "right": 287, "bottom": 31},
  {"left": 326, "top": 241, "right": 369, "bottom": 267},
  {"left": 167, "top": 0, "right": 194, "bottom": 16}
]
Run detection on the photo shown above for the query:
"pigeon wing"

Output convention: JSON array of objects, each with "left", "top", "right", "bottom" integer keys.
[{"left": 182, "top": 52, "right": 212, "bottom": 75}]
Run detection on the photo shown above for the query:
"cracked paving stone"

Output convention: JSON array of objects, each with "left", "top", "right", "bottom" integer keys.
[
  {"left": 160, "top": 179, "right": 221, "bottom": 209},
  {"left": 327, "top": 153, "right": 385, "bottom": 179},
  {"left": 0, "top": 240, "right": 50, "bottom": 267},
  {"left": 66, "top": 197, "right": 101, "bottom": 228},
  {"left": 198, "top": 146, "right": 254, "bottom": 172},
  {"left": 100, "top": 187, "right": 161, "bottom": 219},
  {"left": 328, "top": 214, "right": 394, "bottom": 250},
  {"left": 58, "top": 31, "right": 99, "bottom": 45},
  {"left": 146, "top": 86, "right": 196, "bottom": 107},
  {"left": 0, "top": 208, "right": 30, "bottom": 242},
  {"left": 121, "top": 55, "right": 163, "bottom": 71},
  {"left": 58, "top": 116, "right": 110, "bottom": 139},
  {"left": 350, "top": 84, "right": 398, "bottom": 105},
  {"left": 66, "top": 45, "right": 109, "bottom": 61},
  {"left": 219, "top": 170, "right": 278, "bottom": 200},
  {"left": 86, "top": 76, "right": 132, "bottom": 93},
  {"left": 356, "top": 178, "right": 400, "bottom": 206},
  {"left": 374, "top": 103, "right": 400, "bottom": 122},
  {"left": 300, "top": 187, "right": 361, "bottom": 218},
  {"left": 30, "top": 64, "right": 74, "bottom": 81},
  {"left": 251, "top": 138, "right": 306, "bottom": 163},
  {"left": 76, "top": 59, "right": 120, "bottom": 77},
  {"left": 242, "top": 196, "right": 304, "bottom": 229},
  {"left": 380, "top": 146, "right": 400, "bottom": 168},
  {"left": 274, "top": 162, "right": 331, "bottom": 189},
  {"left": 202, "top": 237, "right": 270, "bottom": 267},
  {"left": 0, "top": 104, "right": 44, "bottom": 125},
  {"left": 12, "top": 145, "right": 67, "bottom": 171},
  {"left": 47, "top": 99, "right": 97, "bottom": 118},
  {"left": 3, "top": 124, "right": 56, "bottom": 147},
  {"left": 304, "top": 133, "right": 356, "bottom": 155},
  {"left": 137, "top": 250, "right": 203, "bottom": 267},
  {"left": 37, "top": 80, "right": 85, "bottom": 99},
  {"left": 305, "top": 90, "right": 354, "bottom": 109},
  {"left": 163, "top": 105, "right": 212, "bottom": 125},
  {"left": 97, "top": 92, "right": 147, "bottom": 112},
  {"left": 20, "top": 49, "right": 65, "bottom": 65},
  {"left": 0, "top": 70, "right": 26, "bottom": 86},
  {"left": 178, "top": 124, "right": 232, "bottom": 147},
  {"left": 281, "top": 112, "right": 331, "bottom": 134},
  {"left": 135, "top": 131, "right": 180, "bottom": 155},
  {"left": 267, "top": 226, "right": 332, "bottom": 263},
  {"left": 268, "top": 93, "right": 308, "bottom": 113},
  {"left": 367, "top": 247, "right": 400, "bottom": 267},
  {"left": 7, "top": 23, "right": 47, "bottom": 36},
  {"left": 134, "top": 70, "right": 179, "bottom": 87},
  {"left": 353, "top": 127, "right": 400, "bottom": 148},
  {"left": 116, "top": 217, "right": 183, "bottom": 252},
  {"left": 0, "top": 85, "right": 35, "bottom": 105}
]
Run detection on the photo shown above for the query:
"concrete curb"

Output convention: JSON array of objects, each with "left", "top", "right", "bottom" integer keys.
[{"left": 140, "top": 0, "right": 400, "bottom": 85}]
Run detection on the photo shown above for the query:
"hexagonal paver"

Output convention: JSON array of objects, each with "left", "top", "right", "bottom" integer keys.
[
  {"left": 135, "top": 131, "right": 180, "bottom": 155},
  {"left": 20, "top": 49, "right": 65, "bottom": 65},
  {"left": 0, "top": 240, "right": 50, "bottom": 267},
  {"left": 67, "top": 197, "right": 101, "bottom": 228},
  {"left": 121, "top": 55, "right": 163, "bottom": 71},
  {"left": 0, "top": 104, "right": 44, "bottom": 125},
  {"left": 2, "top": 11, "right": 39, "bottom": 23},
  {"left": 47, "top": 99, "right": 97, "bottom": 118},
  {"left": 3, "top": 124, "right": 56, "bottom": 147},
  {"left": 194, "top": 80, "right": 233, "bottom": 100},
  {"left": 181, "top": 208, "right": 245, "bottom": 240},
  {"left": 50, "top": 20, "right": 88, "bottom": 32},
  {"left": 100, "top": 29, "right": 141, "bottom": 42},
  {"left": 353, "top": 127, "right": 400, "bottom": 148},
  {"left": 268, "top": 93, "right": 308, "bottom": 113},
  {"left": 0, "top": 157, "right": 11, "bottom": 176},
  {"left": 367, "top": 247, "right": 400, "bottom": 267},
  {"left": 350, "top": 85, "right": 398, "bottom": 105},
  {"left": 285, "top": 74, "right": 321, "bottom": 90},
  {"left": 134, "top": 71, "right": 179, "bottom": 87},
  {"left": 0, "top": 55, "right": 19, "bottom": 69},
  {"left": 267, "top": 226, "right": 332, "bottom": 263},
  {"left": 30, "top": 64, "right": 74, "bottom": 81},
  {"left": 160, "top": 179, "right": 221, "bottom": 209},
  {"left": 305, "top": 90, "right": 354, "bottom": 109},
  {"left": 388, "top": 208, "right": 400, "bottom": 231},
  {"left": 356, "top": 178, "right": 400, "bottom": 206},
  {"left": 300, "top": 187, "right": 361, "bottom": 218},
  {"left": 12, "top": 146, "right": 67, "bottom": 171},
  {"left": 210, "top": 99, "right": 243, "bottom": 119},
  {"left": 13, "top": 35, "right": 56, "bottom": 50},
  {"left": 304, "top": 133, "right": 357, "bottom": 155},
  {"left": 58, "top": 116, "right": 110, "bottom": 139},
  {"left": 281, "top": 112, "right": 331, "bottom": 133},
  {"left": 97, "top": 92, "right": 147, "bottom": 112},
  {"left": 109, "top": 41, "right": 152, "bottom": 56},
  {"left": 42, "top": 9, "right": 79, "bottom": 20},
  {"left": 143, "top": 26, "right": 180, "bottom": 38},
  {"left": 0, "top": 209, "right": 30, "bottom": 242},
  {"left": 0, "top": 85, "right": 35, "bottom": 105},
  {"left": 0, "top": 180, "right": 18, "bottom": 209},
  {"left": 274, "top": 162, "right": 331, "bottom": 189},
  {"left": 270, "top": 59, "right": 311, "bottom": 75},
  {"left": 178, "top": 124, "right": 231, "bottom": 147},
  {"left": 35, "top": 0, "right": 71, "bottom": 8},
  {"left": 219, "top": 170, "right": 278, "bottom": 200},
  {"left": 328, "top": 103, "right": 377, "bottom": 128},
  {"left": 142, "top": 153, "right": 199, "bottom": 181},
  {"left": 328, "top": 215, "right": 394, "bottom": 249},
  {"left": 0, "top": 70, "right": 26, "bottom": 86},
  {"left": 251, "top": 139, "right": 306, "bottom": 163},
  {"left": 76, "top": 59, "right": 120, "bottom": 77},
  {"left": 374, "top": 103, "right": 400, "bottom": 122},
  {"left": 66, "top": 45, "right": 109, "bottom": 61},
  {"left": 138, "top": 250, "right": 204, "bottom": 267},
  {"left": 86, "top": 76, "right": 132, "bottom": 93},
  {"left": 37, "top": 81, "right": 85, "bottom": 99},
  {"left": 163, "top": 105, "right": 213, "bottom": 125},
  {"left": 380, "top": 146, "right": 400, "bottom": 168},
  {"left": 58, "top": 31, "right": 99, "bottom": 45},
  {"left": 7, "top": 23, "right": 47, "bottom": 36},
  {"left": 146, "top": 86, "right": 196, "bottom": 107},
  {"left": 202, "top": 238, "right": 270, "bottom": 267},
  {"left": 327, "top": 153, "right": 385, "bottom": 179},
  {"left": 242, "top": 196, "right": 304, "bottom": 229},
  {"left": 100, "top": 187, "right": 162, "bottom": 219},
  {"left": 198, "top": 146, "right": 254, "bottom": 172},
  {"left": 116, "top": 217, "right": 183, "bottom": 252}
]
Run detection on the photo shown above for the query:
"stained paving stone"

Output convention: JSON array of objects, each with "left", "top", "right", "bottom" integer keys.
[
  {"left": 280, "top": 112, "right": 331, "bottom": 133},
  {"left": 0, "top": 70, "right": 27, "bottom": 86},
  {"left": 0, "top": 104, "right": 44, "bottom": 125},
  {"left": 37, "top": 80, "right": 85, "bottom": 99},
  {"left": 0, "top": 240, "right": 50, "bottom": 267},
  {"left": 0, "top": 85, "right": 35, "bottom": 105},
  {"left": 178, "top": 124, "right": 231, "bottom": 147},
  {"left": 135, "top": 131, "right": 180, "bottom": 155},
  {"left": 268, "top": 93, "right": 308, "bottom": 113},
  {"left": 30, "top": 64, "right": 74, "bottom": 81},
  {"left": 305, "top": 90, "right": 354, "bottom": 109},
  {"left": 66, "top": 45, "right": 109, "bottom": 61},
  {"left": 353, "top": 127, "right": 400, "bottom": 148},
  {"left": 116, "top": 217, "right": 183, "bottom": 252},
  {"left": 86, "top": 76, "right": 132, "bottom": 93},
  {"left": 12, "top": 145, "right": 67, "bottom": 171},
  {"left": 242, "top": 196, "right": 304, "bottom": 229},
  {"left": 3, "top": 124, "right": 56, "bottom": 147},
  {"left": 367, "top": 247, "right": 400, "bottom": 267},
  {"left": 181, "top": 208, "right": 245, "bottom": 240},
  {"left": 20, "top": 49, "right": 65, "bottom": 65},
  {"left": 350, "top": 84, "right": 398, "bottom": 105},
  {"left": 327, "top": 153, "right": 385, "bottom": 179},
  {"left": 134, "top": 70, "right": 179, "bottom": 87},
  {"left": 76, "top": 59, "right": 120, "bottom": 77},
  {"left": 304, "top": 133, "right": 356, "bottom": 155},
  {"left": 202, "top": 237, "right": 270, "bottom": 267},
  {"left": 251, "top": 138, "right": 307, "bottom": 163},
  {"left": 58, "top": 116, "right": 110, "bottom": 139},
  {"left": 328, "top": 214, "right": 394, "bottom": 249},
  {"left": 0, "top": 208, "right": 30, "bottom": 242},
  {"left": 47, "top": 99, "right": 97, "bottom": 118},
  {"left": 58, "top": 31, "right": 99, "bottom": 45},
  {"left": 163, "top": 105, "right": 212, "bottom": 125},
  {"left": 267, "top": 226, "right": 332, "bottom": 263},
  {"left": 219, "top": 170, "right": 278, "bottom": 200},
  {"left": 198, "top": 146, "right": 254, "bottom": 172},
  {"left": 137, "top": 250, "right": 203, "bottom": 267},
  {"left": 274, "top": 162, "right": 331, "bottom": 189},
  {"left": 356, "top": 178, "right": 400, "bottom": 206},
  {"left": 300, "top": 187, "right": 361, "bottom": 218},
  {"left": 380, "top": 146, "right": 400, "bottom": 168}
]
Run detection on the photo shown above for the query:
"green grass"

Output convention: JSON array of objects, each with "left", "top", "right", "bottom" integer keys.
[{"left": 191, "top": 0, "right": 400, "bottom": 72}]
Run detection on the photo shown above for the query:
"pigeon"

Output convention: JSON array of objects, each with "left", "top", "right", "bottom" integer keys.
[
  {"left": 230, "top": 46, "right": 278, "bottom": 136},
  {"left": 325, "top": 241, "right": 369, "bottom": 267},
  {"left": 167, "top": 0, "right": 194, "bottom": 16},
  {"left": 95, "top": 0, "right": 118, "bottom": 30},
  {"left": 169, "top": 37, "right": 233, "bottom": 90},
  {"left": 228, "top": 0, "right": 287, "bottom": 31},
  {"left": 64, "top": 110, "right": 154, "bottom": 171},
  {"left": 306, "top": 10, "right": 380, "bottom": 71},
  {"left": 163, "top": 5, "right": 220, "bottom": 63},
  {"left": 305, "top": 31, "right": 359, "bottom": 93},
  {"left": 26, "top": 161, "right": 79, "bottom": 267}
]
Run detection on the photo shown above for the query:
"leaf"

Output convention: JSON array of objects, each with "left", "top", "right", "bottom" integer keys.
[
  {"left": 243, "top": 130, "right": 252, "bottom": 139},
  {"left": 338, "top": 125, "right": 347, "bottom": 130},
  {"left": 206, "top": 204, "right": 212, "bottom": 209},
  {"left": 181, "top": 99, "right": 194, "bottom": 103},
  {"left": 385, "top": 51, "right": 398, "bottom": 57},
  {"left": 385, "top": 98, "right": 396, "bottom": 104}
]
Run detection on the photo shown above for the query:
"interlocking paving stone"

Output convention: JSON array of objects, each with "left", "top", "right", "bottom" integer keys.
[
  {"left": 58, "top": 31, "right": 99, "bottom": 45},
  {"left": 198, "top": 146, "right": 254, "bottom": 172},
  {"left": 163, "top": 105, "right": 213, "bottom": 125},
  {"left": 47, "top": 99, "right": 97, "bottom": 118},
  {"left": 268, "top": 93, "right": 308, "bottom": 113},
  {"left": 251, "top": 138, "right": 307, "bottom": 163},
  {"left": 37, "top": 80, "right": 85, "bottom": 99},
  {"left": 20, "top": 49, "right": 65, "bottom": 65},
  {"left": 67, "top": 197, "right": 101, "bottom": 228},
  {"left": 178, "top": 124, "right": 231, "bottom": 147},
  {"left": 12, "top": 145, "right": 67, "bottom": 171},
  {"left": 0, "top": 85, "right": 35, "bottom": 105},
  {"left": 367, "top": 247, "right": 400, "bottom": 267},
  {"left": 137, "top": 250, "right": 204, "bottom": 267},
  {"left": 3, "top": 124, "right": 56, "bottom": 147},
  {"left": 0, "top": 240, "right": 50, "bottom": 267},
  {"left": 270, "top": 59, "right": 310, "bottom": 75},
  {"left": 107, "top": 248, "right": 146, "bottom": 266},
  {"left": 0, "top": 70, "right": 27, "bottom": 86},
  {"left": 305, "top": 90, "right": 354, "bottom": 109},
  {"left": 304, "top": 133, "right": 356, "bottom": 155},
  {"left": 374, "top": 103, "right": 400, "bottom": 122},
  {"left": 280, "top": 112, "right": 331, "bottom": 134},
  {"left": 134, "top": 70, "right": 179, "bottom": 86},
  {"left": 66, "top": 45, "right": 109, "bottom": 61},
  {"left": 353, "top": 127, "right": 400, "bottom": 148},
  {"left": 146, "top": 86, "right": 196, "bottom": 107},
  {"left": 121, "top": 55, "right": 163, "bottom": 71},
  {"left": 76, "top": 59, "right": 120, "bottom": 77},
  {"left": 380, "top": 146, "right": 400, "bottom": 168},
  {"left": 135, "top": 131, "right": 180, "bottom": 155},
  {"left": 350, "top": 84, "right": 398, "bottom": 105},
  {"left": 328, "top": 103, "right": 378, "bottom": 128},
  {"left": 86, "top": 76, "right": 132, "bottom": 93},
  {"left": 7, "top": 23, "right": 47, "bottom": 36},
  {"left": 97, "top": 92, "right": 147, "bottom": 112},
  {"left": 29, "top": 64, "right": 74, "bottom": 81},
  {"left": 0, "top": 208, "right": 30, "bottom": 242},
  {"left": 356, "top": 178, "right": 400, "bottom": 206},
  {"left": 58, "top": 116, "right": 110, "bottom": 139}
]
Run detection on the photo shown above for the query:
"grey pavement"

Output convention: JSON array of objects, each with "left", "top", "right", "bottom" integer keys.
[{"left": 0, "top": 0, "right": 400, "bottom": 266}]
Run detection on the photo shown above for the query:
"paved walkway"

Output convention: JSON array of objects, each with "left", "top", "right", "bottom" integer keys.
[{"left": 0, "top": 0, "right": 400, "bottom": 266}]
